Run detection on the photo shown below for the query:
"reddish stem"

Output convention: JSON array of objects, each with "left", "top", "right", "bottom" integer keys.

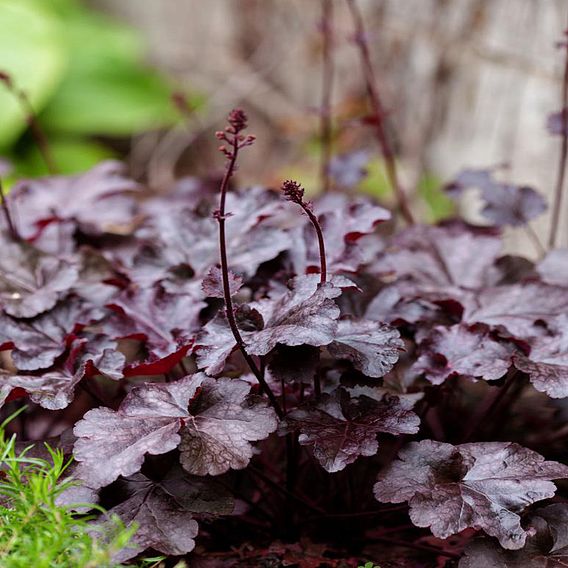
[
  {"left": 303, "top": 205, "right": 327, "bottom": 284},
  {"left": 549, "top": 31, "right": 568, "bottom": 248},
  {"left": 281, "top": 180, "right": 327, "bottom": 284},
  {"left": 216, "top": 112, "right": 283, "bottom": 419},
  {"left": 320, "top": 0, "right": 334, "bottom": 193},
  {"left": 345, "top": 0, "right": 415, "bottom": 225}
]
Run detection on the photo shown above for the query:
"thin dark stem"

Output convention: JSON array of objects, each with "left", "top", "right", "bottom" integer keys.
[
  {"left": 320, "top": 0, "right": 334, "bottom": 193},
  {"left": 300, "top": 505, "right": 408, "bottom": 524},
  {"left": 0, "top": 179, "right": 19, "bottom": 240},
  {"left": 365, "top": 535, "right": 460, "bottom": 560},
  {"left": 248, "top": 465, "right": 324, "bottom": 514},
  {"left": 281, "top": 181, "right": 327, "bottom": 284},
  {"left": 549, "top": 29, "right": 568, "bottom": 248},
  {"left": 304, "top": 206, "right": 327, "bottom": 284},
  {"left": 462, "top": 369, "right": 518, "bottom": 442},
  {"left": 345, "top": 0, "right": 414, "bottom": 225},
  {"left": 0, "top": 74, "right": 57, "bottom": 175},
  {"left": 216, "top": 116, "right": 283, "bottom": 419}
]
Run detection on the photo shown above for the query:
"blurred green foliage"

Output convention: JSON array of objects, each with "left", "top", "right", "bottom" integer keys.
[{"left": 0, "top": 0, "right": 196, "bottom": 176}]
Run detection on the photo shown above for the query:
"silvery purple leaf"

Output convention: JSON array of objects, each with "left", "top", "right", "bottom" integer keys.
[
  {"left": 281, "top": 388, "right": 419, "bottom": 472},
  {"left": 0, "top": 297, "right": 101, "bottom": 371},
  {"left": 196, "top": 274, "right": 345, "bottom": 374},
  {"left": 73, "top": 374, "right": 205, "bottom": 488},
  {"left": 537, "top": 249, "right": 568, "bottom": 287},
  {"left": 513, "top": 315, "right": 568, "bottom": 398},
  {"left": 106, "top": 474, "right": 199, "bottom": 562},
  {"left": 463, "top": 283, "right": 568, "bottom": 339},
  {"left": 8, "top": 161, "right": 141, "bottom": 238},
  {"left": 179, "top": 376, "right": 278, "bottom": 475},
  {"left": 446, "top": 168, "right": 547, "bottom": 227},
  {"left": 202, "top": 266, "right": 243, "bottom": 299},
  {"left": 374, "top": 440, "right": 568, "bottom": 549},
  {"left": 412, "top": 324, "right": 514, "bottom": 384},
  {"left": 0, "top": 239, "right": 79, "bottom": 318},
  {"left": 459, "top": 503, "right": 568, "bottom": 567},
  {"left": 328, "top": 319, "right": 403, "bottom": 378}
]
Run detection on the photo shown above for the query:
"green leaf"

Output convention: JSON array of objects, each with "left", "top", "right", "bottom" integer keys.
[
  {"left": 0, "top": 0, "right": 67, "bottom": 149},
  {"left": 358, "top": 158, "right": 392, "bottom": 199},
  {"left": 16, "top": 137, "right": 115, "bottom": 177},
  {"left": 417, "top": 172, "right": 454, "bottom": 222},
  {"left": 40, "top": 8, "right": 181, "bottom": 136}
]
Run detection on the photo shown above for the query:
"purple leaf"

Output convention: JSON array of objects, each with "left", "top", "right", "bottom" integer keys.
[
  {"left": 412, "top": 324, "right": 514, "bottom": 384},
  {"left": 289, "top": 193, "right": 390, "bottom": 274},
  {"left": 137, "top": 186, "right": 291, "bottom": 279},
  {"left": 106, "top": 473, "right": 199, "bottom": 562},
  {"left": 459, "top": 504, "right": 568, "bottom": 567},
  {"left": 372, "top": 224, "right": 502, "bottom": 297},
  {"left": 281, "top": 388, "right": 419, "bottom": 472},
  {"left": 245, "top": 275, "right": 344, "bottom": 356},
  {"left": 328, "top": 150, "right": 370, "bottom": 188},
  {"left": 179, "top": 376, "right": 278, "bottom": 475},
  {"left": 194, "top": 314, "right": 237, "bottom": 376},
  {"left": 8, "top": 161, "right": 140, "bottom": 238},
  {"left": 481, "top": 185, "right": 547, "bottom": 227},
  {"left": 74, "top": 374, "right": 278, "bottom": 486},
  {"left": 76, "top": 332, "right": 125, "bottom": 380},
  {"left": 0, "top": 239, "right": 79, "bottom": 318},
  {"left": 196, "top": 274, "right": 345, "bottom": 374},
  {"left": 463, "top": 283, "right": 568, "bottom": 339},
  {"left": 446, "top": 168, "right": 547, "bottom": 227},
  {"left": 202, "top": 266, "right": 243, "bottom": 298},
  {"left": 327, "top": 319, "right": 403, "bottom": 378},
  {"left": 513, "top": 315, "right": 568, "bottom": 398},
  {"left": 0, "top": 366, "right": 82, "bottom": 411},
  {"left": 374, "top": 440, "right": 568, "bottom": 549},
  {"left": 104, "top": 284, "right": 204, "bottom": 363},
  {"left": 157, "top": 465, "right": 235, "bottom": 515},
  {"left": 537, "top": 249, "right": 568, "bottom": 286},
  {"left": 0, "top": 297, "right": 102, "bottom": 371},
  {"left": 547, "top": 108, "right": 568, "bottom": 136},
  {"left": 74, "top": 374, "right": 205, "bottom": 488}
]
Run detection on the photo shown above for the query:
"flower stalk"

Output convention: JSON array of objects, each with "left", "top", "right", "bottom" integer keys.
[
  {"left": 281, "top": 180, "right": 327, "bottom": 284},
  {"left": 215, "top": 109, "right": 283, "bottom": 418}
]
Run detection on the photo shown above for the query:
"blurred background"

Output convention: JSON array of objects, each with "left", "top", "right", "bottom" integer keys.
[{"left": 0, "top": 0, "right": 566, "bottom": 250}]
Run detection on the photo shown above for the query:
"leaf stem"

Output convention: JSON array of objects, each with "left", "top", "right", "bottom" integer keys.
[
  {"left": 345, "top": 0, "right": 415, "bottom": 225},
  {"left": 319, "top": 0, "right": 334, "bottom": 193},
  {"left": 248, "top": 464, "right": 324, "bottom": 514},
  {"left": 461, "top": 369, "right": 518, "bottom": 442},
  {"left": 549, "top": 28, "right": 568, "bottom": 248},
  {"left": 216, "top": 110, "right": 283, "bottom": 419}
]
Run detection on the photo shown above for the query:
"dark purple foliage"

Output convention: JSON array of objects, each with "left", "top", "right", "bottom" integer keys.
[
  {"left": 281, "top": 388, "right": 419, "bottom": 472},
  {"left": 374, "top": 440, "right": 568, "bottom": 549},
  {"left": 1, "top": 107, "right": 568, "bottom": 566},
  {"left": 328, "top": 150, "right": 370, "bottom": 188},
  {"left": 447, "top": 168, "right": 547, "bottom": 227}
]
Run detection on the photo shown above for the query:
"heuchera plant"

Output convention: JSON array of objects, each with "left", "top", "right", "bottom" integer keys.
[{"left": 2, "top": 12, "right": 568, "bottom": 568}]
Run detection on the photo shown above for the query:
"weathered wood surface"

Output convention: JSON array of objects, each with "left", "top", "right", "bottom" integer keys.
[{"left": 92, "top": 0, "right": 567, "bottom": 251}]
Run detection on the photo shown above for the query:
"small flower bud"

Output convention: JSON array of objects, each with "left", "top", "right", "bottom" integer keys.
[{"left": 281, "top": 180, "right": 305, "bottom": 205}]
